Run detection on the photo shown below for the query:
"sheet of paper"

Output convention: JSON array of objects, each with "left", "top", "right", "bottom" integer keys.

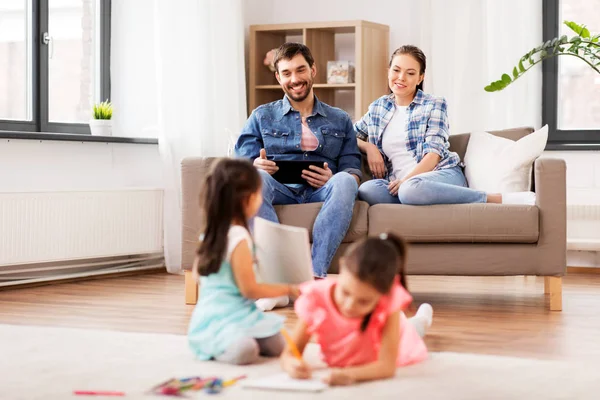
[
  {"left": 242, "top": 372, "right": 328, "bottom": 392},
  {"left": 253, "top": 217, "right": 314, "bottom": 285}
]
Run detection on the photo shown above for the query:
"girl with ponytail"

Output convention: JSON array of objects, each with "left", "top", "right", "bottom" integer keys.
[
  {"left": 281, "top": 232, "right": 433, "bottom": 386},
  {"left": 188, "top": 158, "right": 300, "bottom": 365}
]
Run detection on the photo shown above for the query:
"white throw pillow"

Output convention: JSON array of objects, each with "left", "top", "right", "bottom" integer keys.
[{"left": 463, "top": 125, "right": 548, "bottom": 193}]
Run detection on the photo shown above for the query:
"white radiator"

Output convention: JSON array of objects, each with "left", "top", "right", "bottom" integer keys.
[
  {"left": 0, "top": 189, "right": 164, "bottom": 266},
  {"left": 567, "top": 204, "right": 600, "bottom": 251}
]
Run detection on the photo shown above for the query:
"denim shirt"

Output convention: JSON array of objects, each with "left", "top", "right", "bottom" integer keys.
[
  {"left": 354, "top": 90, "right": 461, "bottom": 179},
  {"left": 235, "top": 95, "right": 362, "bottom": 179}
]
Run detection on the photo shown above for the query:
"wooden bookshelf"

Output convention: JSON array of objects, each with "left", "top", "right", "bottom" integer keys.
[{"left": 248, "top": 20, "right": 390, "bottom": 121}]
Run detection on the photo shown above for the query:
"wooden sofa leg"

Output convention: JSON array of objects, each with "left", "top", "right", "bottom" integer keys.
[
  {"left": 545, "top": 276, "right": 562, "bottom": 311},
  {"left": 185, "top": 270, "right": 198, "bottom": 305},
  {"left": 544, "top": 277, "right": 550, "bottom": 294}
]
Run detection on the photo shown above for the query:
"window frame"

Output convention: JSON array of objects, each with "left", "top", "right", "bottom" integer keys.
[
  {"left": 543, "top": 0, "right": 600, "bottom": 150},
  {"left": 0, "top": 0, "right": 111, "bottom": 135}
]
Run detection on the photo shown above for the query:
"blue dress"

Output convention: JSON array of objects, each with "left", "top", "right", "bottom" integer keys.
[{"left": 187, "top": 226, "right": 284, "bottom": 360}]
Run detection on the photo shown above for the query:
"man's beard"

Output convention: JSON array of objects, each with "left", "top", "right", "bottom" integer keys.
[{"left": 284, "top": 79, "right": 313, "bottom": 102}]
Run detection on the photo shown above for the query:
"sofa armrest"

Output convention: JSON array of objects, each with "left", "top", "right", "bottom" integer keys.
[
  {"left": 534, "top": 157, "right": 567, "bottom": 276},
  {"left": 181, "top": 157, "right": 220, "bottom": 271}
]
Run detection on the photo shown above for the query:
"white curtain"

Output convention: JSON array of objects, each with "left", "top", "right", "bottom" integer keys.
[
  {"left": 112, "top": 0, "right": 247, "bottom": 273},
  {"left": 416, "top": 0, "right": 543, "bottom": 134}
]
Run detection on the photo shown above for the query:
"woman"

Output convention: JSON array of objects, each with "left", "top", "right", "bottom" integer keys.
[{"left": 354, "top": 45, "right": 535, "bottom": 206}]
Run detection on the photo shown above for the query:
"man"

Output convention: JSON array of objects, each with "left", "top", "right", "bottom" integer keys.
[{"left": 235, "top": 42, "right": 361, "bottom": 279}]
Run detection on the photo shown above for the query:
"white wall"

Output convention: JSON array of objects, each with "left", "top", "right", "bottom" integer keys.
[
  {"left": 552, "top": 152, "right": 600, "bottom": 205},
  {"left": 0, "top": 139, "right": 162, "bottom": 192},
  {"left": 548, "top": 150, "right": 600, "bottom": 267}
]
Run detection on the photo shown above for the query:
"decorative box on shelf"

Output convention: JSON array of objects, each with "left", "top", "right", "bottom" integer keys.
[{"left": 326, "top": 61, "right": 355, "bottom": 84}]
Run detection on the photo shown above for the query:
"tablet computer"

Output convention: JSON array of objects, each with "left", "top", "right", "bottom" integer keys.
[{"left": 271, "top": 160, "right": 325, "bottom": 184}]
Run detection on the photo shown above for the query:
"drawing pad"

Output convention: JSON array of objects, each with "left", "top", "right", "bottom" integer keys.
[{"left": 253, "top": 217, "right": 314, "bottom": 285}]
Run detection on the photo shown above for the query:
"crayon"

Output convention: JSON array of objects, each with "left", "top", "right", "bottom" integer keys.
[
  {"left": 73, "top": 391, "right": 124, "bottom": 396},
  {"left": 281, "top": 328, "right": 303, "bottom": 360},
  {"left": 223, "top": 375, "right": 247, "bottom": 387}
]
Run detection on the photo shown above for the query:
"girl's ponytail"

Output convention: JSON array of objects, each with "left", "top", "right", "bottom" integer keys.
[{"left": 380, "top": 232, "right": 408, "bottom": 292}]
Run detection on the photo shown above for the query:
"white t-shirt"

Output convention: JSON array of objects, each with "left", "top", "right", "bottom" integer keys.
[
  {"left": 381, "top": 106, "right": 417, "bottom": 180},
  {"left": 201, "top": 225, "right": 252, "bottom": 263},
  {"left": 225, "top": 225, "right": 252, "bottom": 262}
]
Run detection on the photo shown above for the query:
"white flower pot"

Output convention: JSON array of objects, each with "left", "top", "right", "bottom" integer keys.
[{"left": 89, "top": 119, "right": 113, "bottom": 136}]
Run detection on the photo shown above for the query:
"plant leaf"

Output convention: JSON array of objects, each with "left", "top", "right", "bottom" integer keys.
[
  {"left": 92, "top": 100, "right": 113, "bottom": 119},
  {"left": 582, "top": 27, "right": 591, "bottom": 38},
  {"left": 485, "top": 21, "right": 600, "bottom": 93},
  {"left": 564, "top": 20, "right": 585, "bottom": 36}
]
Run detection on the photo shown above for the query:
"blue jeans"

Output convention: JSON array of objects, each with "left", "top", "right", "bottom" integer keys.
[
  {"left": 257, "top": 170, "right": 358, "bottom": 277},
  {"left": 358, "top": 166, "right": 487, "bottom": 205}
]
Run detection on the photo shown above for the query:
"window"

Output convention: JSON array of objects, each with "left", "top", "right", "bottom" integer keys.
[
  {"left": 0, "top": 0, "right": 110, "bottom": 134},
  {"left": 543, "top": 0, "right": 600, "bottom": 148}
]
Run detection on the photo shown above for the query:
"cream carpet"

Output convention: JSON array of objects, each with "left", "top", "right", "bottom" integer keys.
[{"left": 1, "top": 324, "right": 598, "bottom": 400}]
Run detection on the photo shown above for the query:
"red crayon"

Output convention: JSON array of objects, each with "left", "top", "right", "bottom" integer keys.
[{"left": 74, "top": 391, "right": 125, "bottom": 396}]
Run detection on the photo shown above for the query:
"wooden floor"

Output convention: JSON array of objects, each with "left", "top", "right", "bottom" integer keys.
[{"left": 0, "top": 272, "right": 598, "bottom": 362}]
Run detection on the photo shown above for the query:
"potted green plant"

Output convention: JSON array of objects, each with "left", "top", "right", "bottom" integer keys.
[
  {"left": 89, "top": 100, "right": 113, "bottom": 136},
  {"left": 485, "top": 21, "right": 599, "bottom": 92}
]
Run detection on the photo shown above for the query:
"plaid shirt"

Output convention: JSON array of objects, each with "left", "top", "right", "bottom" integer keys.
[{"left": 354, "top": 90, "right": 460, "bottom": 179}]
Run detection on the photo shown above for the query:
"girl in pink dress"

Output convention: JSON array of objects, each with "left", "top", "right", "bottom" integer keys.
[{"left": 280, "top": 232, "right": 433, "bottom": 386}]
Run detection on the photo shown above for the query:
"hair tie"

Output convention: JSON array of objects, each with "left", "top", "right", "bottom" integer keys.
[{"left": 379, "top": 233, "right": 388, "bottom": 240}]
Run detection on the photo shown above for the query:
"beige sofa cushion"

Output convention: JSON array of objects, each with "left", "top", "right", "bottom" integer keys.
[
  {"left": 368, "top": 204, "right": 539, "bottom": 243},
  {"left": 275, "top": 201, "right": 369, "bottom": 243}
]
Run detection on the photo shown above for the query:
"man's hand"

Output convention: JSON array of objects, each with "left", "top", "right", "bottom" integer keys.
[
  {"left": 253, "top": 148, "right": 279, "bottom": 175},
  {"left": 365, "top": 142, "right": 386, "bottom": 179},
  {"left": 388, "top": 178, "right": 405, "bottom": 196},
  {"left": 301, "top": 163, "right": 333, "bottom": 188}
]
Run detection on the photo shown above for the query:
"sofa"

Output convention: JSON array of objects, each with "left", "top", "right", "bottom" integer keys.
[{"left": 181, "top": 127, "right": 566, "bottom": 311}]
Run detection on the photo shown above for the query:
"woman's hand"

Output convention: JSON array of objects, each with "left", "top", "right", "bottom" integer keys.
[
  {"left": 323, "top": 369, "right": 355, "bottom": 386},
  {"left": 365, "top": 143, "right": 386, "bottom": 179},
  {"left": 281, "top": 354, "right": 312, "bottom": 379},
  {"left": 388, "top": 178, "right": 404, "bottom": 196}
]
